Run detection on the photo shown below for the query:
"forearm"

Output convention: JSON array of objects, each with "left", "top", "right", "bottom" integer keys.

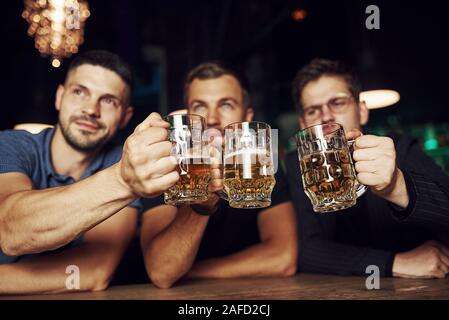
[
  {"left": 0, "top": 163, "right": 136, "bottom": 256},
  {"left": 188, "top": 240, "right": 297, "bottom": 279},
  {"left": 143, "top": 206, "right": 209, "bottom": 288},
  {"left": 375, "top": 169, "right": 409, "bottom": 208},
  {"left": 0, "top": 243, "right": 118, "bottom": 295},
  {"left": 389, "top": 169, "right": 449, "bottom": 231}
]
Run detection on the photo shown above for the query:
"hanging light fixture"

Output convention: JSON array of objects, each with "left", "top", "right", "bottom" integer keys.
[{"left": 22, "top": 0, "right": 90, "bottom": 67}]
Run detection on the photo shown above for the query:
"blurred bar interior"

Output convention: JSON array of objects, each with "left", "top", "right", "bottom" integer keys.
[{"left": 3, "top": 0, "right": 449, "bottom": 172}]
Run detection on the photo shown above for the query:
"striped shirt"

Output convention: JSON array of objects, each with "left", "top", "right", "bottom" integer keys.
[{"left": 286, "top": 134, "right": 449, "bottom": 277}]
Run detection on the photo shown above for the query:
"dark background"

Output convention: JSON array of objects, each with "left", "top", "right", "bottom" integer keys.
[{"left": 2, "top": 0, "right": 449, "bottom": 157}]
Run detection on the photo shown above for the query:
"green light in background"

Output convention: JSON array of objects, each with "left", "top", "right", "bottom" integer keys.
[
  {"left": 424, "top": 125, "right": 439, "bottom": 151},
  {"left": 424, "top": 138, "right": 439, "bottom": 150}
]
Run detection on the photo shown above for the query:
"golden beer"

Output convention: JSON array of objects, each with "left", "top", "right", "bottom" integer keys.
[
  {"left": 296, "top": 123, "right": 366, "bottom": 213},
  {"left": 164, "top": 159, "right": 211, "bottom": 205},
  {"left": 164, "top": 114, "right": 210, "bottom": 205},
  {"left": 300, "top": 149, "right": 357, "bottom": 213},
  {"left": 224, "top": 150, "right": 276, "bottom": 209}
]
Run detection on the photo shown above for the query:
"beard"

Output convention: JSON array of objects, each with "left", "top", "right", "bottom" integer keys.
[{"left": 59, "top": 114, "right": 110, "bottom": 152}]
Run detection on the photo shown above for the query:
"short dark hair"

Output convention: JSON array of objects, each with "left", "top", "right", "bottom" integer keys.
[
  {"left": 67, "top": 50, "right": 133, "bottom": 103},
  {"left": 292, "top": 58, "right": 361, "bottom": 115},
  {"left": 184, "top": 61, "right": 251, "bottom": 108}
]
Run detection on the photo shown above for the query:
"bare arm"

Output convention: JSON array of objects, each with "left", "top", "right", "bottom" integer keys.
[
  {"left": 140, "top": 147, "right": 222, "bottom": 289},
  {"left": 140, "top": 204, "right": 210, "bottom": 289},
  {"left": 0, "top": 207, "right": 137, "bottom": 295},
  {"left": 0, "top": 166, "right": 135, "bottom": 256},
  {"left": 187, "top": 202, "right": 298, "bottom": 279},
  {"left": 0, "top": 113, "right": 179, "bottom": 256}
]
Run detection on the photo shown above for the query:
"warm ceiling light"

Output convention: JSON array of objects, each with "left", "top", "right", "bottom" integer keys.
[
  {"left": 292, "top": 8, "right": 307, "bottom": 22},
  {"left": 14, "top": 123, "right": 54, "bottom": 134},
  {"left": 359, "top": 90, "right": 400, "bottom": 109},
  {"left": 51, "top": 57, "right": 61, "bottom": 67},
  {"left": 22, "top": 0, "right": 90, "bottom": 66}
]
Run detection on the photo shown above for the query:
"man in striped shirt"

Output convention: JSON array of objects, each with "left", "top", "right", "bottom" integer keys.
[{"left": 287, "top": 58, "right": 449, "bottom": 279}]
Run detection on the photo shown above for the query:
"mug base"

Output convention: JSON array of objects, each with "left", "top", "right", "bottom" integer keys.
[
  {"left": 229, "top": 199, "right": 271, "bottom": 209},
  {"left": 164, "top": 196, "right": 209, "bottom": 206},
  {"left": 313, "top": 200, "right": 356, "bottom": 213}
]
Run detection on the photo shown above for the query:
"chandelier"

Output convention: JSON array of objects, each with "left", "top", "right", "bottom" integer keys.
[{"left": 22, "top": 0, "right": 90, "bottom": 67}]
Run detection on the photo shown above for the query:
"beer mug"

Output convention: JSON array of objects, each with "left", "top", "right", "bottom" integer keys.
[
  {"left": 164, "top": 114, "right": 211, "bottom": 205},
  {"left": 223, "top": 121, "right": 276, "bottom": 209},
  {"left": 295, "top": 123, "right": 366, "bottom": 213}
]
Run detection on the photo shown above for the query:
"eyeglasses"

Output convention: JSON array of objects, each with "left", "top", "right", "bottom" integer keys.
[{"left": 303, "top": 96, "right": 355, "bottom": 121}]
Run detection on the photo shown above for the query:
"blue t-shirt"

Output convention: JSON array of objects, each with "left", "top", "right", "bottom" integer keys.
[{"left": 0, "top": 128, "right": 142, "bottom": 264}]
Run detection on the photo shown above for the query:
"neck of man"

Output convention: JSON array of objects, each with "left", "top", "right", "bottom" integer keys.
[{"left": 50, "top": 126, "right": 101, "bottom": 181}]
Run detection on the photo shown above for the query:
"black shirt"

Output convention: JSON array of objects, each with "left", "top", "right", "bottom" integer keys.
[
  {"left": 143, "top": 167, "right": 291, "bottom": 261},
  {"left": 286, "top": 134, "right": 449, "bottom": 277}
]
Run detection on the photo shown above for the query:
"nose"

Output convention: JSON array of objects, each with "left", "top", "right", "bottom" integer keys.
[
  {"left": 207, "top": 108, "right": 220, "bottom": 128},
  {"left": 82, "top": 99, "right": 101, "bottom": 118},
  {"left": 320, "top": 104, "right": 335, "bottom": 124}
]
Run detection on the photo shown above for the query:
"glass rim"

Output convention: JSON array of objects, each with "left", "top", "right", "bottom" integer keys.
[
  {"left": 164, "top": 113, "right": 206, "bottom": 121},
  {"left": 224, "top": 120, "right": 271, "bottom": 131},
  {"left": 296, "top": 122, "right": 343, "bottom": 137}
]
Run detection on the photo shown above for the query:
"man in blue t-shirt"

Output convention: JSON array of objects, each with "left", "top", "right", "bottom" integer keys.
[{"left": 0, "top": 50, "right": 179, "bottom": 294}]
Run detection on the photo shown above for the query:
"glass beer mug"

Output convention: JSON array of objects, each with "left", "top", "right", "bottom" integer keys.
[
  {"left": 295, "top": 123, "right": 366, "bottom": 213},
  {"left": 222, "top": 121, "right": 276, "bottom": 209},
  {"left": 164, "top": 114, "right": 211, "bottom": 205}
]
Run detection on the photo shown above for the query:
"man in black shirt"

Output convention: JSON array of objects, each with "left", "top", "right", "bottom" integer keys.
[
  {"left": 141, "top": 62, "right": 298, "bottom": 288},
  {"left": 287, "top": 58, "right": 449, "bottom": 278}
]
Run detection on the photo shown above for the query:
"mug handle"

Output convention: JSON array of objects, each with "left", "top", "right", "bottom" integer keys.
[
  {"left": 348, "top": 139, "right": 368, "bottom": 198},
  {"left": 213, "top": 161, "right": 229, "bottom": 201},
  {"left": 216, "top": 189, "right": 229, "bottom": 201}
]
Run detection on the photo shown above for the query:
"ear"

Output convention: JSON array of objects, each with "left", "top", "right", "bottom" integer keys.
[
  {"left": 298, "top": 116, "right": 306, "bottom": 130},
  {"left": 119, "top": 106, "right": 134, "bottom": 129},
  {"left": 245, "top": 107, "right": 254, "bottom": 122},
  {"left": 55, "top": 85, "right": 64, "bottom": 112},
  {"left": 359, "top": 100, "right": 369, "bottom": 126}
]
